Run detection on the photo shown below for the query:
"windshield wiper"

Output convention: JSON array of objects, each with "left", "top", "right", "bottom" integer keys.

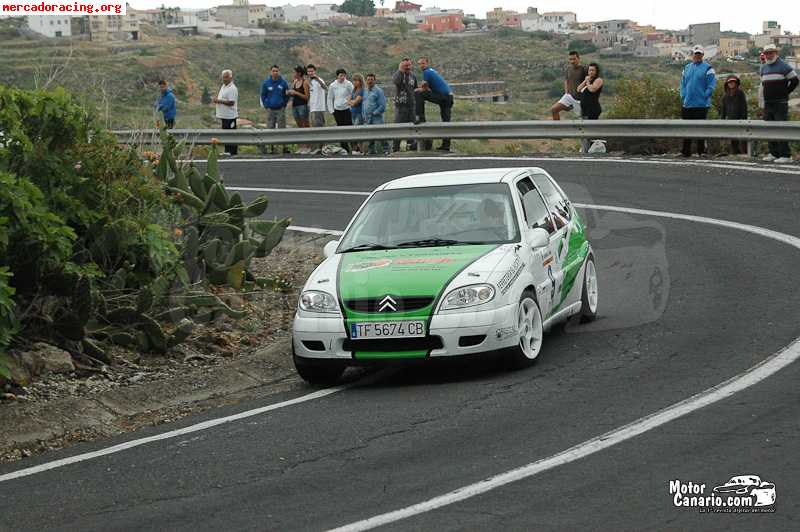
[
  {"left": 339, "top": 242, "right": 397, "bottom": 253},
  {"left": 395, "top": 238, "right": 464, "bottom": 248}
]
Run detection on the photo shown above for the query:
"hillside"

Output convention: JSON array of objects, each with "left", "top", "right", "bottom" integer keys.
[{"left": 0, "top": 25, "right": 759, "bottom": 133}]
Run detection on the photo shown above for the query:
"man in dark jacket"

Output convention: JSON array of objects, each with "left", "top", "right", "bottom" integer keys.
[
  {"left": 392, "top": 57, "right": 418, "bottom": 152},
  {"left": 720, "top": 74, "right": 748, "bottom": 154},
  {"left": 156, "top": 80, "right": 177, "bottom": 129},
  {"left": 760, "top": 44, "right": 798, "bottom": 163},
  {"left": 260, "top": 65, "right": 290, "bottom": 154}
]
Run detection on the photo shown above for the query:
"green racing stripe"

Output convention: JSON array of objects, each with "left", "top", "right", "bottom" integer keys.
[
  {"left": 551, "top": 210, "right": 590, "bottom": 315},
  {"left": 337, "top": 245, "right": 497, "bottom": 359}
]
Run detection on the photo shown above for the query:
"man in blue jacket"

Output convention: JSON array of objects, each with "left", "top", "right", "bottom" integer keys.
[
  {"left": 260, "top": 65, "right": 290, "bottom": 154},
  {"left": 364, "top": 73, "right": 389, "bottom": 156},
  {"left": 415, "top": 56, "right": 454, "bottom": 152},
  {"left": 156, "top": 80, "right": 177, "bottom": 129},
  {"left": 680, "top": 45, "right": 716, "bottom": 157}
]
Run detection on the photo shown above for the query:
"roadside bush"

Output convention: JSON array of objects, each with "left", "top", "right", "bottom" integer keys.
[
  {"left": 605, "top": 76, "right": 681, "bottom": 154},
  {"left": 0, "top": 86, "right": 290, "bottom": 379}
]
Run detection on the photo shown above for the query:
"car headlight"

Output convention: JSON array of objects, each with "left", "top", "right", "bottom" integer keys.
[
  {"left": 440, "top": 284, "right": 495, "bottom": 311},
  {"left": 299, "top": 291, "right": 339, "bottom": 314}
]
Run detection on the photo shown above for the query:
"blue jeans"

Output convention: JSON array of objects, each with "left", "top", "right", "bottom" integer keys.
[{"left": 366, "top": 114, "right": 388, "bottom": 154}]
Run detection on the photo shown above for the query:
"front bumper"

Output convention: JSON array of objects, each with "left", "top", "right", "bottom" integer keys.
[{"left": 292, "top": 303, "right": 519, "bottom": 360}]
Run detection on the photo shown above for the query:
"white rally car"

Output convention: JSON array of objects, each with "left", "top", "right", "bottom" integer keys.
[{"left": 292, "top": 168, "right": 598, "bottom": 384}]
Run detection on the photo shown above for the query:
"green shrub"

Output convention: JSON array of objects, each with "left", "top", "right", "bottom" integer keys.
[
  {"left": 606, "top": 76, "right": 681, "bottom": 119},
  {"left": 568, "top": 40, "right": 596, "bottom": 55},
  {"left": 547, "top": 80, "right": 564, "bottom": 98}
]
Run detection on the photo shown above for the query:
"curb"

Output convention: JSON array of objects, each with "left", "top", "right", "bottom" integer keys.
[{"left": 0, "top": 339, "right": 300, "bottom": 460}]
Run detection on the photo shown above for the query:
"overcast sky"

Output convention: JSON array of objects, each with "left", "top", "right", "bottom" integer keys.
[{"left": 127, "top": 1, "right": 797, "bottom": 35}]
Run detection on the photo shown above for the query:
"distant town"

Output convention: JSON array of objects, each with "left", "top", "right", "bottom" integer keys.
[{"left": 6, "top": 1, "right": 800, "bottom": 65}]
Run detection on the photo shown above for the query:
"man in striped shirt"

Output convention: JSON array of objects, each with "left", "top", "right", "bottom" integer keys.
[{"left": 760, "top": 44, "right": 798, "bottom": 163}]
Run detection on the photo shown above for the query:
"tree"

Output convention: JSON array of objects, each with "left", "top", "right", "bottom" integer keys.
[
  {"left": 339, "top": 0, "right": 375, "bottom": 17},
  {"left": 201, "top": 86, "right": 212, "bottom": 105},
  {"left": 397, "top": 18, "right": 409, "bottom": 39}
]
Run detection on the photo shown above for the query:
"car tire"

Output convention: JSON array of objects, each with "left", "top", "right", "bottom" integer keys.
[
  {"left": 293, "top": 348, "right": 345, "bottom": 386},
  {"left": 580, "top": 254, "right": 598, "bottom": 323},
  {"left": 509, "top": 290, "right": 544, "bottom": 368}
]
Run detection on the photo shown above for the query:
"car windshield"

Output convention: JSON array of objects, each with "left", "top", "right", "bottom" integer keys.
[{"left": 338, "top": 183, "right": 520, "bottom": 251}]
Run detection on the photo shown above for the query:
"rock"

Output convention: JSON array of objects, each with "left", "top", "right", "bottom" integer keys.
[{"left": 18, "top": 343, "right": 75, "bottom": 376}]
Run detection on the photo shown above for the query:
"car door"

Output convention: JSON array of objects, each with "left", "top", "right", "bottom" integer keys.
[
  {"left": 531, "top": 172, "right": 583, "bottom": 312},
  {"left": 514, "top": 176, "right": 562, "bottom": 317}
]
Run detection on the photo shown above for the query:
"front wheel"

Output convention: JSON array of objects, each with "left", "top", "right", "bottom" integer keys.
[
  {"left": 580, "top": 254, "right": 599, "bottom": 323},
  {"left": 293, "top": 350, "right": 345, "bottom": 386},
  {"left": 508, "top": 290, "right": 544, "bottom": 369}
]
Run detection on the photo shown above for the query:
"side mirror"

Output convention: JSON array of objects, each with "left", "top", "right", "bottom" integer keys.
[
  {"left": 529, "top": 228, "right": 550, "bottom": 249},
  {"left": 323, "top": 240, "right": 340, "bottom": 258}
]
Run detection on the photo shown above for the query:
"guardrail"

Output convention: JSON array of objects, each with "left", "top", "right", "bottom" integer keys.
[{"left": 114, "top": 119, "right": 800, "bottom": 148}]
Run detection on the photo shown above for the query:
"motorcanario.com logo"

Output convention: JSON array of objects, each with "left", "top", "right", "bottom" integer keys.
[{"left": 670, "top": 474, "right": 776, "bottom": 513}]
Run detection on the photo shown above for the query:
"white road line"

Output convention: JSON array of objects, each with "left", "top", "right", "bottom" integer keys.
[
  {"left": 228, "top": 186, "right": 369, "bottom": 196},
  {"left": 327, "top": 204, "right": 800, "bottom": 532},
  {"left": 0, "top": 386, "right": 348, "bottom": 483},
  {"left": 186, "top": 156, "right": 800, "bottom": 176},
  {"left": 289, "top": 225, "right": 344, "bottom": 236}
]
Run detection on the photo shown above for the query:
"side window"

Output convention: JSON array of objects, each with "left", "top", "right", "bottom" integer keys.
[
  {"left": 516, "top": 178, "right": 554, "bottom": 234},
  {"left": 532, "top": 174, "right": 571, "bottom": 229}
]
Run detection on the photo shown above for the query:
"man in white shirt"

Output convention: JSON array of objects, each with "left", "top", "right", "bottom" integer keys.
[
  {"left": 306, "top": 64, "right": 328, "bottom": 128},
  {"left": 326, "top": 68, "right": 354, "bottom": 153},
  {"left": 212, "top": 69, "right": 239, "bottom": 156}
]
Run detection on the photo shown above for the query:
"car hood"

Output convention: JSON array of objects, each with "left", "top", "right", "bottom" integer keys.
[{"left": 337, "top": 245, "right": 500, "bottom": 303}]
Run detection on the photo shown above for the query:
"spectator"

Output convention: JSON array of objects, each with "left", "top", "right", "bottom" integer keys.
[
  {"left": 348, "top": 73, "right": 366, "bottom": 155},
  {"left": 760, "top": 44, "right": 798, "bottom": 163},
  {"left": 720, "top": 74, "right": 748, "bottom": 155},
  {"left": 679, "top": 45, "right": 716, "bottom": 157},
  {"left": 156, "top": 80, "right": 176, "bottom": 129},
  {"left": 288, "top": 65, "right": 311, "bottom": 153},
  {"left": 212, "top": 69, "right": 238, "bottom": 156},
  {"left": 392, "top": 57, "right": 418, "bottom": 152},
  {"left": 551, "top": 51, "right": 588, "bottom": 120},
  {"left": 577, "top": 63, "right": 603, "bottom": 119},
  {"left": 758, "top": 52, "right": 766, "bottom": 110},
  {"left": 260, "top": 65, "right": 290, "bottom": 154},
  {"left": 415, "top": 56, "right": 454, "bottom": 152},
  {"left": 327, "top": 68, "right": 355, "bottom": 153},
  {"left": 364, "top": 73, "right": 389, "bottom": 156},
  {"left": 306, "top": 64, "right": 328, "bottom": 127}
]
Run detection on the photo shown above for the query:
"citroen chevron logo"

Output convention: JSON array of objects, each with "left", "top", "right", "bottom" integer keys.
[{"left": 378, "top": 295, "right": 397, "bottom": 312}]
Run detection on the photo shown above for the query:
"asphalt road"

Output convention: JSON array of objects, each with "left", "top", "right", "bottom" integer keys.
[{"left": 1, "top": 157, "right": 799, "bottom": 532}]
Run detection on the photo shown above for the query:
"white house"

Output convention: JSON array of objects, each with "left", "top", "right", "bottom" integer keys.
[
  {"left": 282, "top": 4, "right": 343, "bottom": 23},
  {"left": 521, "top": 11, "right": 576, "bottom": 34},
  {"left": 26, "top": 15, "right": 72, "bottom": 38}
]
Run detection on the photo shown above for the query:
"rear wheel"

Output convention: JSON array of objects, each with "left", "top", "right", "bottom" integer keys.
[
  {"left": 509, "top": 290, "right": 544, "bottom": 368},
  {"left": 293, "top": 346, "right": 345, "bottom": 386},
  {"left": 580, "top": 254, "right": 598, "bottom": 322}
]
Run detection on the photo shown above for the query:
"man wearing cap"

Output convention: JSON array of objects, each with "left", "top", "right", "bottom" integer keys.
[
  {"left": 679, "top": 45, "right": 717, "bottom": 157},
  {"left": 760, "top": 44, "right": 798, "bottom": 163}
]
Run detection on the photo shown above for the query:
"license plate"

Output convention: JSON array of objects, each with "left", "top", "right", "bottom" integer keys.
[{"left": 350, "top": 321, "right": 425, "bottom": 339}]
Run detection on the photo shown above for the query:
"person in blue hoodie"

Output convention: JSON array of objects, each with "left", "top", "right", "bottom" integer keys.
[
  {"left": 679, "top": 45, "right": 717, "bottom": 157},
  {"left": 156, "top": 80, "right": 177, "bottom": 129},
  {"left": 364, "top": 73, "right": 389, "bottom": 155},
  {"left": 260, "top": 65, "right": 290, "bottom": 154}
]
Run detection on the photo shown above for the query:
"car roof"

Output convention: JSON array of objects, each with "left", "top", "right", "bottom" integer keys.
[{"left": 378, "top": 168, "right": 545, "bottom": 190}]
